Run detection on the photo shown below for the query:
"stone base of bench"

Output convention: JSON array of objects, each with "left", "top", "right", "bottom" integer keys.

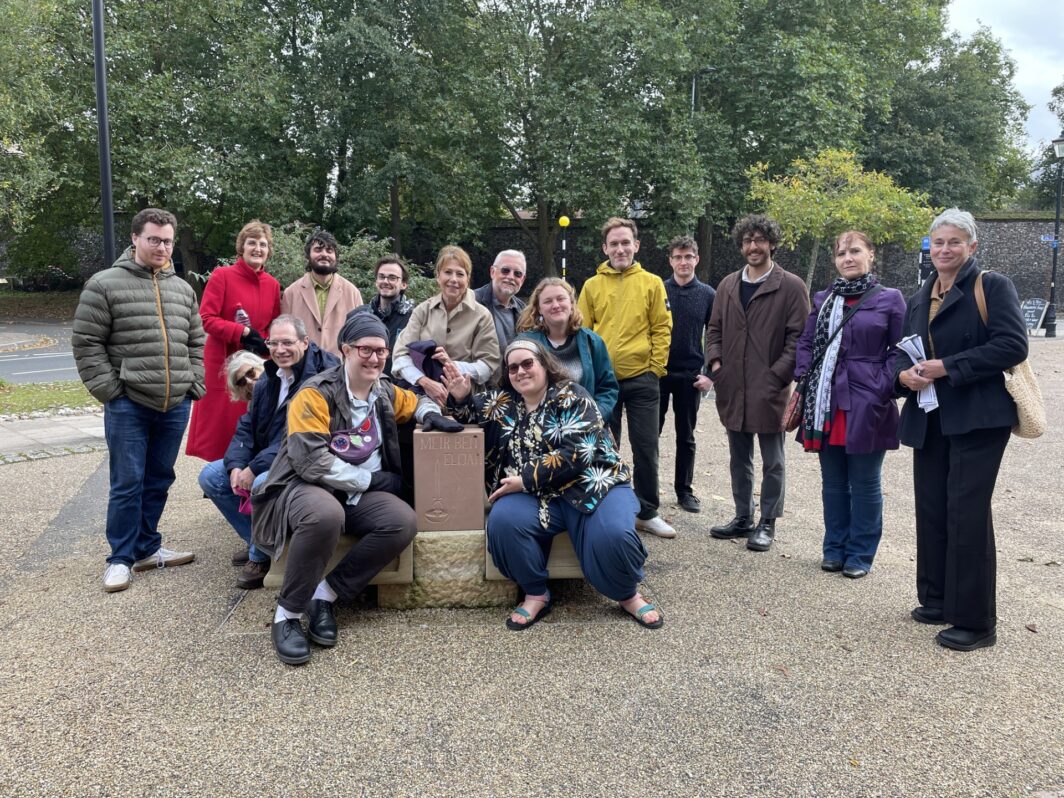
[
  {"left": 262, "top": 536, "right": 412, "bottom": 591},
  {"left": 378, "top": 530, "right": 517, "bottom": 609}
]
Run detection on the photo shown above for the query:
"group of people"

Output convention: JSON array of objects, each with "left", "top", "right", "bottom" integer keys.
[{"left": 71, "top": 205, "right": 1029, "bottom": 664}]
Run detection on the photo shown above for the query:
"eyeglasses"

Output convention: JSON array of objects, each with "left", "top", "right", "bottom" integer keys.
[
  {"left": 497, "top": 266, "right": 525, "bottom": 278},
  {"left": 670, "top": 253, "right": 697, "bottom": 262},
  {"left": 506, "top": 357, "right": 537, "bottom": 375},
  {"left": 140, "top": 235, "right": 175, "bottom": 249},
  {"left": 741, "top": 236, "right": 769, "bottom": 246},
  {"left": 376, "top": 274, "right": 402, "bottom": 283},
  {"left": 235, "top": 370, "right": 261, "bottom": 387},
  {"left": 266, "top": 339, "right": 301, "bottom": 349},
  {"left": 352, "top": 345, "right": 389, "bottom": 360}
]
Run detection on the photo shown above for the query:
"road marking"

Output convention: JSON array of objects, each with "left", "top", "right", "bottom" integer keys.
[
  {"left": 11, "top": 366, "right": 79, "bottom": 376},
  {"left": 0, "top": 353, "right": 73, "bottom": 362}
]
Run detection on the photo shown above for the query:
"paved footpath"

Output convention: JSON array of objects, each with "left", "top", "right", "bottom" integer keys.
[{"left": 0, "top": 342, "right": 1061, "bottom": 797}]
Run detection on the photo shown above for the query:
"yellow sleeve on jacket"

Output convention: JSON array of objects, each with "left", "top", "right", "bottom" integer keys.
[
  {"left": 577, "top": 279, "right": 597, "bottom": 331},
  {"left": 287, "top": 387, "right": 331, "bottom": 435},
  {"left": 648, "top": 277, "right": 673, "bottom": 377},
  {"left": 392, "top": 385, "right": 419, "bottom": 424}
]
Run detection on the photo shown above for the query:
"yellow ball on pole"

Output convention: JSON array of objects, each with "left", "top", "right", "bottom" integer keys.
[{"left": 558, "top": 215, "right": 570, "bottom": 228}]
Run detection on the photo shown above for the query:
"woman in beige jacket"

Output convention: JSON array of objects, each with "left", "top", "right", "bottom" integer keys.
[{"left": 392, "top": 246, "right": 501, "bottom": 405}]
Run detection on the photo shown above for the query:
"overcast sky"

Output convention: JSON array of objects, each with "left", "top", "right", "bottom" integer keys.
[{"left": 948, "top": 0, "right": 1064, "bottom": 152}]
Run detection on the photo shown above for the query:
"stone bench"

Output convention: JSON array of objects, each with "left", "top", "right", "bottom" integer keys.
[{"left": 263, "top": 426, "right": 585, "bottom": 607}]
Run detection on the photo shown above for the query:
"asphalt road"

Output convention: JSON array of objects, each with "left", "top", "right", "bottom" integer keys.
[{"left": 0, "top": 321, "right": 77, "bottom": 384}]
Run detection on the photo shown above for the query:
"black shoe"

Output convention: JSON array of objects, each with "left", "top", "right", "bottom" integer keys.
[
  {"left": 821, "top": 558, "right": 843, "bottom": 572},
  {"left": 308, "top": 599, "right": 338, "bottom": 647},
  {"left": 272, "top": 618, "right": 310, "bottom": 665},
  {"left": 935, "top": 626, "right": 997, "bottom": 651},
  {"left": 842, "top": 566, "right": 868, "bottom": 579},
  {"left": 231, "top": 546, "right": 250, "bottom": 566},
  {"left": 710, "top": 516, "right": 754, "bottom": 539},
  {"left": 678, "top": 494, "right": 701, "bottom": 513},
  {"left": 746, "top": 518, "right": 776, "bottom": 552},
  {"left": 911, "top": 606, "right": 946, "bottom": 625}
]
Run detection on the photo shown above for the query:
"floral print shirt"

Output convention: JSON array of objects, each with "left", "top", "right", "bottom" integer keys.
[{"left": 452, "top": 380, "right": 631, "bottom": 527}]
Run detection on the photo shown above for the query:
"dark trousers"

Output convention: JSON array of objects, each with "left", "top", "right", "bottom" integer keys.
[
  {"left": 913, "top": 411, "right": 1010, "bottom": 630},
  {"left": 726, "top": 429, "right": 786, "bottom": 520},
  {"left": 658, "top": 375, "right": 702, "bottom": 499},
  {"left": 103, "top": 396, "right": 191, "bottom": 565},
  {"left": 278, "top": 484, "right": 417, "bottom": 614},
  {"left": 486, "top": 486, "right": 645, "bottom": 601},
  {"left": 609, "top": 372, "right": 660, "bottom": 520}
]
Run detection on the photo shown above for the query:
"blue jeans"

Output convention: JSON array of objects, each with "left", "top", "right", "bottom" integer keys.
[
  {"left": 818, "top": 445, "right": 886, "bottom": 572},
  {"left": 486, "top": 485, "right": 646, "bottom": 601},
  {"left": 197, "top": 459, "right": 269, "bottom": 563},
  {"left": 103, "top": 395, "right": 191, "bottom": 565}
]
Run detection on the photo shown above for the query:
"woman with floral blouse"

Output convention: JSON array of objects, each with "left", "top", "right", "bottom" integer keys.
[{"left": 443, "top": 339, "right": 662, "bottom": 631}]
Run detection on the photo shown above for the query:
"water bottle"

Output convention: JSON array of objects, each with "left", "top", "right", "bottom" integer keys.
[{"left": 234, "top": 304, "right": 251, "bottom": 326}]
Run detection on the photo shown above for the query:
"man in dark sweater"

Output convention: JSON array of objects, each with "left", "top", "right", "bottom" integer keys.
[{"left": 658, "top": 235, "right": 715, "bottom": 513}]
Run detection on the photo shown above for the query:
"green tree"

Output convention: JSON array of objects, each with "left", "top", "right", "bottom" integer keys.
[
  {"left": 748, "top": 149, "right": 935, "bottom": 289},
  {"left": 862, "top": 27, "right": 1031, "bottom": 211}
]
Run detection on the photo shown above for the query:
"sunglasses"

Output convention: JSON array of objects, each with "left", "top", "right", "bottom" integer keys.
[
  {"left": 506, "top": 357, "right": 537, "bottom": 375},
  {"left": 235, "top": 370, "right": 260, "bottom": 388},
  {"left": 497, "top": 266, "right": 525, "bottom": 278}
]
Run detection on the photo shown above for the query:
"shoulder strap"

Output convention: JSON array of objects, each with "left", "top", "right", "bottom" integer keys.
[
  {"left": 974, "top": 270, "right": 988, "bottom": 326},
  {"left": 807, "top": 284, "right": 884, "bottom": 373}
]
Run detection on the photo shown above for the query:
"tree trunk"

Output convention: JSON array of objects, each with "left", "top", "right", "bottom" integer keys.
[
  {"left": 696, "top": 206, "right": 713, "bottom": 283},
  {"left": 804, "top": 237, "right": 821, "bottom": 293},
  {"left": 537, "top": 199, "right": 558, "bottom": 278},
  {"left": 177, "top": 227, "right": 204, "bottom": 289},
  {"left": 390, "top": 177, "right": 402, "bottom": 256}
]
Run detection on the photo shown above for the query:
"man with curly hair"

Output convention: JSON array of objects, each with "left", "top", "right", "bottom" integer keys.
[{"left": 705, "top": 214, "right": 809, "bottom": 552}]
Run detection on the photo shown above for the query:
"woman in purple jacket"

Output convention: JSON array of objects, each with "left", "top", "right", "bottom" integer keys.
[{"left": 794, "top": 230, "right": 906, "bottom": 578}]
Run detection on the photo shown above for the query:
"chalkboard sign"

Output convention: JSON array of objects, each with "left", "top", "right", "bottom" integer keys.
[{"left": 1021, "top": 298, "right": 1048, "bottom": 331}]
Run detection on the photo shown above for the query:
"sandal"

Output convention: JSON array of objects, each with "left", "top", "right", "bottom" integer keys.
[
  {"left": 626, "top": 602, "right": 664, "bottom": 630},
  {"left": 505, "top": 597, "right": 553, "bottom": 631}
]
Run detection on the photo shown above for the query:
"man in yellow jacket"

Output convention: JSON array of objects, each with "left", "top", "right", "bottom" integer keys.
[{"left": 578, "top": 218, "right": 675, "bottom": 538}]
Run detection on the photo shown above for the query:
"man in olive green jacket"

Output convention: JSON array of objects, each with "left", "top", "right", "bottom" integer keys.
[{"left": 73, "top": 208, "right": 206, "bottom": 593}]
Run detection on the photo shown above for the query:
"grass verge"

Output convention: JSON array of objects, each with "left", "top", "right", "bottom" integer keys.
[
  {"left": 0, "top": 290, "right": 82, "bottom": 321},
  {"left": 0, "top": 379, "right": 99, "bottom": 415}
]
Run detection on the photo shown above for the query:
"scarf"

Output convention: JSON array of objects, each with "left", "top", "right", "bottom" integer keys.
[{"left": 801, "top": 273, "right": 878, "bottom": 451}]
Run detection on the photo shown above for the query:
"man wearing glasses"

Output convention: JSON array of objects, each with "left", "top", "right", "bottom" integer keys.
[
  {"left": 474, "top": 250, "right": 527, "bottom": 358},
  {"left": 659, "top": 235, "right": 716, "bottom": 515},
  {"left": 73, "top": 208, "right": 206, "bottom": 593},
  {"left": 280, "top": 228, "right": 362, "bottom": 357},
  {"left": 705, "top": 214, "right": 809, "bottom": 552},
  {"left": 349, "top": 255, "right": 414, "bottom": 377},
  {"left": 197, "top": 314, "right": 339, "bottom": 589}
]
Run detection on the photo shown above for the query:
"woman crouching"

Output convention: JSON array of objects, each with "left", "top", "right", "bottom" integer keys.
[{"left": 443, "top": 339, "right": 662, "bottom": 630}]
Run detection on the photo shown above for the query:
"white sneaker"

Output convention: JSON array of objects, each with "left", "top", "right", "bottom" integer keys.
[
  {"left": 636, "top": 515, "right": 677, "bottom": 539},
  {"left": 103, "top": 563, "right": 131, "bottom": 593},
  {"left": 132, "top": 547, "right": 195, "bottom": 572}
]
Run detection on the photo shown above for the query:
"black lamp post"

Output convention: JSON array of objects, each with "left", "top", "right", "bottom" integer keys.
[
  {"left": 92, "top": 0, "right": 115, "bottom": 267},
  {"left": 1048, "top": 132, "right": 1064, "bottom": 338}
]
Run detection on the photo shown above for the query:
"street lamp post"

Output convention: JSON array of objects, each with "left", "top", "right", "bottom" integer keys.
[
  {"left": 92, "top": 0, "right": 115, "bottom": 267},
  {"left": 1048, "top": 132, "right": 1064, "bottom": 338}
]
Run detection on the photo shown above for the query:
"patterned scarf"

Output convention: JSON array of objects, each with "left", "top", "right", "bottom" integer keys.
[{"left": 801, "top": 273, "right": 878, "bottom": 451}]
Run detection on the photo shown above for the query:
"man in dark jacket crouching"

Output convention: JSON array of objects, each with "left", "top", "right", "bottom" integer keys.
[
  {"left": 251, "top": 313, "right": 462, "bottom": 665},
  {"left": 198, "top": 314, "right": 339, "bottom": 589}
]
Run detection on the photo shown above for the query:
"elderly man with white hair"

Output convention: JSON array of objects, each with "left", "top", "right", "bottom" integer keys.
[{"left": 474, "top": 249, "right": 528, "bottom": 364}]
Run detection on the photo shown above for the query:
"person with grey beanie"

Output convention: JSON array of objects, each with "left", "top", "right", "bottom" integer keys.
[{"left": 251, "top": 305, "right": 462, "bottom": 665}]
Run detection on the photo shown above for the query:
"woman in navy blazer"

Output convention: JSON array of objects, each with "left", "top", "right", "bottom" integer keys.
[
  {"left": 893, "top": 208, "right": 1028, "bottom": 652},
  {"left": 795, "top": 231, "right": 906, "bottom": 580}
]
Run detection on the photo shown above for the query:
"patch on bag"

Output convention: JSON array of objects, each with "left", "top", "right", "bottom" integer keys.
[{"left": 329, "top": 415, "right": 379, "bottom": 464}]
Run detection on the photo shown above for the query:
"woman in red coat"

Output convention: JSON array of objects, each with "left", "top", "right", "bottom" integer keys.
[{"left": 186, "top": 220, "right": 281, "bottom": 461}]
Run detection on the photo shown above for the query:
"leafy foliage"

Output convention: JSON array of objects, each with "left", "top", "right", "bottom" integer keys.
[{"left": 748, "top": 149, "right": 935, "bottom": 287}]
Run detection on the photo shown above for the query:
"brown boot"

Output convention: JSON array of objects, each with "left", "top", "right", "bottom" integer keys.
[{"left": 236, "top": 559, "right": 270, "bottom": 590}]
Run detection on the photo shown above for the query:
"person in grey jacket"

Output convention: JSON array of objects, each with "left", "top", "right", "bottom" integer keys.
[{"left": 72, "top": 208, "right": 206, "bottom": 593}]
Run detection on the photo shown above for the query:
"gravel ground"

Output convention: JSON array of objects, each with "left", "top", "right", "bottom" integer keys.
[{"left": 0, "top": 340, "right": 1061, "bottom": 797}]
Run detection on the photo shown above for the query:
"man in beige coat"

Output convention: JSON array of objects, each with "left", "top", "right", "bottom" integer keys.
[
  {"left": 281, "top": 229, "right": 362, "bottom": 357},
  {"left": 705, "top": 214, "right": 809, "bottom": 552}
]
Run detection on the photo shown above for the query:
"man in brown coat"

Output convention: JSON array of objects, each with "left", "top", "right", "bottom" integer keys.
[{"left": 705, "top": 214, "right": 809, "bottom": 552}]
